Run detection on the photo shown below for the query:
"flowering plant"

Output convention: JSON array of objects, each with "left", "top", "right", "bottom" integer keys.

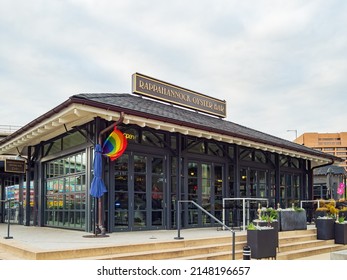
[{"left": 337, "top": 183, "right": 345, "bottom": 196}]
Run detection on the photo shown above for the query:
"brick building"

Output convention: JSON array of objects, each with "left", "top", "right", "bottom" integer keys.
[{"left": 295, "top": 132, "right": 347, "bottom": 171}]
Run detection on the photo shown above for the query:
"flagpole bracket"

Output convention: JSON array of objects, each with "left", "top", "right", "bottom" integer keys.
[{"left": 98, "top": 112, "right": 125, "bottom": 145}]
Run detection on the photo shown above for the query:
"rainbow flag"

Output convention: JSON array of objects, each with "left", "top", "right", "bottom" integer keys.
[{"left": 102, "top": 126, "right": 127, "bottom": 161}]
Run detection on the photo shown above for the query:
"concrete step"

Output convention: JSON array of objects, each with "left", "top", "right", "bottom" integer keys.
[
  {"left": 73, "top": 230, "right": 338, "bottom": 260},
  {"left": 279, "top": 228, "right": 316, "bottom": 237},
  {"left": 75, "top": 240, "right": 245, "bottom": 260},
  {"left": 279, "top": 234, "right": 317, "bottom": 245},
  {"left": 279, "top": 239, "right": 334, "bottom": 253},
  {"left": 0, "top": 249, "right": 22, "bottom": 260},
  {"left": 277, "top": 244, "right": 347, "bottom": 260}
]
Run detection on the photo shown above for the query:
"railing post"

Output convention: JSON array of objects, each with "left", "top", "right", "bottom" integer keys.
[
  {"left": 174, "top": 200, "right": 236, "bottom": 260},
  {"left": 232, "top": 231, "right": 235, "bottom": 260},
  {"left": 174, "top": 200, "right": 184, "bottom": 240},
  {"left": 2, "top": 199, "right": 13, "bottom": 239}
]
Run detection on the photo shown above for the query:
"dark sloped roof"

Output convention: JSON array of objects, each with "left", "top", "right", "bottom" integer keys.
[
  {"left": 313, "top": 165, "right": 347, "bottom": 175},
  {"left": 72, "top": 93, "right": 340, "bottom": 162}
]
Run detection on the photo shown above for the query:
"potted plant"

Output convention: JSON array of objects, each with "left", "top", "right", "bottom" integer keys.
[
  {"left": 254, "top": 207, "right": 279, "bottom": 248},
  {"left": 316, "top": 216, "right": 335, "bottom": 240},
  {"left": 338, "top": 207, "right": 347, "bottom": 219},
  {"left": 246, "top": 222, "right": 277, "bottom": 259},
  {"left": 335, "top": 216, "right": 347, "bottom": 244},
  {"left": 314, "top": 207, "right": 328, "bottom": 220},
  {"left": 336, "top": 199, "right": 347, "bottom": 218},
  {"left": 315, "top": 200, "right": 337, "bottom": 221}
]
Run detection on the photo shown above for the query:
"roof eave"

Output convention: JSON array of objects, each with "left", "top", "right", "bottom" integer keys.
[{"left": 0, "top": 96, "right": 339, "bottom": 167}]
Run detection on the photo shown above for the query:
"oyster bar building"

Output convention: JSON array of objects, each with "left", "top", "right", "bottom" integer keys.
[{"left": 0, "top": 73, "right": 341, "bottom": 233}]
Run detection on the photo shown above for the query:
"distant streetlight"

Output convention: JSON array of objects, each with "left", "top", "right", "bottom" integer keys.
[
  {"left": 287, "top": 129, "right": 298, "bottom": 140},
  {"left": 326, "top": 167, "right": 334, "bottom": 199}
]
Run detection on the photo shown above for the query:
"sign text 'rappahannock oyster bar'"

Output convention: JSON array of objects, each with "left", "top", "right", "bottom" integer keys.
[
  {"left": 0, "top": 73, "right": 340, "bottom": 233},
  {"left": 132, "top": 73, "right": 226, "bottom": 118}
]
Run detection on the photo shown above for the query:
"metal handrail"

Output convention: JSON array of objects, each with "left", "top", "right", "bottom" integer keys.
[
  {"left": 300, "top": 199, "right": 336, "bottom": 209},
  {"left": 222, "top": 198, "right": 269, "bottom": 231},
  {"left": 174, "top": 200, "right": 236, "bottom": 260}
]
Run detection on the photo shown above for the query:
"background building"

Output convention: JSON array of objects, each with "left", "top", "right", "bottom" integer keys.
[
  {"left": 295, "top": 132, "right": 347, "bottom": 171},
  {"left": 313, "top": 165, "right": 346, "bottom": 200}
]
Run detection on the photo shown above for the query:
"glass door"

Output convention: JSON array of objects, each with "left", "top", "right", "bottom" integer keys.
[
  {"left": 186, "top": 161, "right": 224, "bottom": 227},
  {"left": 133, "top": 155, "right": 147, "bottom": 229},
  {"left": 114, "top": 153, "right": 165, "bottom": 231},
  {"left": 151, "top": 157, "right": 165, "bottom": 228}
]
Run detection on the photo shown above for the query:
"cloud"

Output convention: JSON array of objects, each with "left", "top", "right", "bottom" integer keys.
[{"left": 1, "top": 0, "right": 347, "bottom": 140}]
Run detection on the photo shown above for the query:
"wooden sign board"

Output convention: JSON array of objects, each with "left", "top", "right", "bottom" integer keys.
[{"left": 5, "top": 159, "right": 25, "bottom": 174}]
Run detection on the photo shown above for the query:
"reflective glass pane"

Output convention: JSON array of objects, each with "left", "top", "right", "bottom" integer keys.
[
  {"left": 134, "top": 174, "right": 146, "bottom": 192},
  {"left": 152, "top": 157, "right": 163, "bottom": 174},
  {"left": 134, "top": 156, "right": 146, "bottom": 173}
]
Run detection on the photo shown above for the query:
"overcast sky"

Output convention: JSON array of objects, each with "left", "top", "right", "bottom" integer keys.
[{"left": 1, "top": 0, "right": 347, "bottom": 141}]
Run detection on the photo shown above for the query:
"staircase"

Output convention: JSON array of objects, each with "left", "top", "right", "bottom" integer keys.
[
  {"left": 77, "top": 227, "right": 347, "bottom": 260},
  {"left": 276, "top": 228, "right": 346, "bottom": 260},
  {"left": 1, "top": 227, "right": 346, "bottom": 260}
]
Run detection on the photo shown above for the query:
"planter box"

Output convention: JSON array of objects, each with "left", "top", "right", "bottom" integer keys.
[
  {"left": 247, "top": 228, "right": 277, "bottom": 259},
  {"left": 335, "top": 223, "right": 347, "bottom": 244},
  {"left": 316, "top": 218, "right": 335, "bottom": 240},
  {"left": 257, "top": 220, "right": 279, "bottom": 248},
  {"left": 278, "top": 210, "right": 307, "bottom": 231}
]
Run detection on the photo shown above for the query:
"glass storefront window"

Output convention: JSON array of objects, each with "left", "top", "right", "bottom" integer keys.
[
  {"left": 240, "top": 149, "right": 252, "bottom": 161},
  {"left": 279, "top": 173, "right": 302, "bottom": 208},
  {"left": 280, "top": 156, "right": 289, "bottom": 167},
  {"left": 249, "top": 170, "right": 257, "bottom": 197},
  {"left": 258, "top": 170, "right": 266, "bottom": 197},
  {"left": 254, "top": 151, "right": 266, "bottom": 163},
  {"left": 201, "top": 163, "right": 211, "bottom": 210},
  {"left": 44, "top": 130, "right": 87, "bottom": 157},
  {"left": 188, "top": 163, "right": 198, "bottom": 200},
  {"left": 142, "top": 131, "right": 165, "bottom": 147},
  {"left": 293, "top": 175, "right": 300, "bottom": 202},
  {"left": 133, "top": 155, "right": 147, "bottom": 228},
  {"left": 44, "top": 151, "right": 87, "bottom": 230},
  {"left": 207, "top": 143, "right": 224, "bottom": 157},
  {"left": 134, "top": 155, "right": 146, "bottom": 173},
  {"left": 270, "top": 171, "right": 276, "bottom": 205},
  {"left": 63, "top": 131, "right": 86, "bottom": 150},
  {"left": 228, "top": 164, "right": 234, "bottom": 197},
  {"left": 124, "top": 128, "right": 139, "bottom": 143},
  {"left": 240, "top": 169, "right": 247, "bottom": 197},
  {"left": 187, "top": 138, "right": 205, "bottom": 154},
  {"left": 291, "top": 158, "right": 300, "bottom": 168},
  {"left": 114, "top": 154, "right": 129, "bottom": 229},
  {"left": 214, "top": 165, "right": 223, "bottom": 221},
  {"left": 228, "top": 146, "right": 235, "bottom": 159}
]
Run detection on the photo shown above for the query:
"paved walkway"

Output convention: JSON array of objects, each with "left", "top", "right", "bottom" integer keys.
[
  {"left": 0, "top": 224, "right": 237, "bottom": 250},
  {"left": 0, "top": 223, "right": 335, "bottom": 260}
]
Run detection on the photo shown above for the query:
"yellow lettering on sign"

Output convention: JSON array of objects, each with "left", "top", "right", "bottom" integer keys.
[{"left": 124, "top": 133, "right": 135, "bottom": 140}]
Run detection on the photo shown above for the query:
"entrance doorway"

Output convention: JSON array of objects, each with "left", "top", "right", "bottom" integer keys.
[
  {"left": 113, "top": 153, "right": 166, "bottom": 231},
  {"left": 185, "top": 161, "right": 224, "bottom": 227}
]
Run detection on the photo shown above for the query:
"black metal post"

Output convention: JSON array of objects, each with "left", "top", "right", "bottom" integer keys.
[
  {"left": 174, "top": 200, "right": 184, "bottom": 239},
  {"left": 243, "top": 245, "right": 251, "bottom": 260},
  {"left": 4, "top": 200, "right": 13, "bottom": 239},
  {"left": 232, "top": 231, "right": 236, "bottom": 260},
  {"left": 25, "top": 146, "right": 31, "bottom": 226}
]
